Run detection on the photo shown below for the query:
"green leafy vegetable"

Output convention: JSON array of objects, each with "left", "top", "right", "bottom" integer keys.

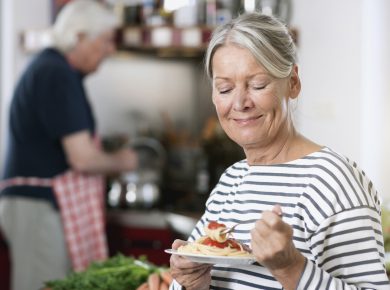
[
  {"left": 382, "top": 207, "right": 390, "bottom": 252},
  {"left": 45, "top": 254, "right": 163, "bottom": 290},
  {"left": 381, "top": 207, "right": 390, "bottom": 272}
]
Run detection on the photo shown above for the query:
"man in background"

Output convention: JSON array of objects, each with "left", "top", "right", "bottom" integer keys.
[{"left": 0, "top": 1, "right": 138, "bottom": 290}]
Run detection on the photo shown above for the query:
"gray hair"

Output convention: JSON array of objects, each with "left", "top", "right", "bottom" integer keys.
[
  {"left": 205, "top": 12, "right": 297, "bottom": 80},
  {"left": 51, "top": 0, "right": 119, "bottom": 52}
]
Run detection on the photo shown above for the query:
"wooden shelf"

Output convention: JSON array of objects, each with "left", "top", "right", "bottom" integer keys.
[
  {"left": 118, "top": 25, "right": 212, "bottom": 58},
  {"left": 117, "top": 44, "right": 207, "bottom": 58},
  {"left": 21, "top": 25, "right": 298, "bottom": 58}
]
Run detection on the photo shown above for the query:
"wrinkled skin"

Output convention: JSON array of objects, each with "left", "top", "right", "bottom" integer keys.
[
  {"left": 251, "top": 205, "right": 305, "bottom": 289},
  {"left": 169, "top": 240, "right": 212, "bottom": 290}
]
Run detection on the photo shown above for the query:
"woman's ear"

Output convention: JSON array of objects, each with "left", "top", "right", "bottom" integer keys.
[
  {"left": 289, "top": 65, "right": 301, "bottom": 99},
  {"left": 76, "top": 32, "right": 87, "bottom": 43}
]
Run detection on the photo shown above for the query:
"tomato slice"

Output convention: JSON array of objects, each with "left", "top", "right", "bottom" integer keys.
[
  {"left": 227, "top": 239, "right": 241, "bottom": 250},
  {"left": 202, "top": 237, "right": 226, "bottom": 248},
  {"left": 201, "top": 237, "right": 241, "bottom": 250},
  {"left": 208, "top": 221, "right": 226, "bottom": 230}
]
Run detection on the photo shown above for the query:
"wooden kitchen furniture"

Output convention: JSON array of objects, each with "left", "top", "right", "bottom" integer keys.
[
  {"left": 106, "top": 209, "right": 197, "bottom": 266},
  {"left": 0, "top": 230, "right": 10, "bottom": 290}
]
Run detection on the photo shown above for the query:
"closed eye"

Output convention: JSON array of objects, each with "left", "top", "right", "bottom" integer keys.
[
  {"left": 253, "top": 85, "right": 266, "bottom": 90},
  {"left": 218, "top": 88, "right": 232, "bottom": 94},
  {"left": 219, "top": 89, "right": 232, "bottom": 94}
]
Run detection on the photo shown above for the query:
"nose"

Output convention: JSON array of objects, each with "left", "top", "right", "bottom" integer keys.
[{"left": 232, "top": 88, "right": 252, "bottom": 111}]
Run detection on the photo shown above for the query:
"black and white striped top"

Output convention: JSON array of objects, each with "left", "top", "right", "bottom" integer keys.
[{"left": 170, "top": 147, "right": 390, "bottom": 289}]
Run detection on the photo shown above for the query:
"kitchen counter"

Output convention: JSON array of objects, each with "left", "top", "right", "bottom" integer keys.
[
  {"left": 106, "top": 209, "right": 201, "bottom": 265},
  {"left": 0, "top": 230, "right": 10, "bottom": 290},
  {"left": 106, "top": 209, "right": 200, "bottom": 237}
]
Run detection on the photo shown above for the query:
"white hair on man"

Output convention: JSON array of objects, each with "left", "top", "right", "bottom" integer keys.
[{"left": 51, "top": 0, "right": 120, "bottom": 52}]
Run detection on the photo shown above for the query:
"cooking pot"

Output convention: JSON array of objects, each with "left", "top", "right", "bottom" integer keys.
[{"left": 107, "top": 137, "right": 166, "bottom": 209}]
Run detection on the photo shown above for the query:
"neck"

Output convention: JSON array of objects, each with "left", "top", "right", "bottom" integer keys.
[
  {"left": 245, "top": 128, "right": 299, "bottom": 166},
  {"left": 244, "top": 127, "right": 322, "bottom": 166}
]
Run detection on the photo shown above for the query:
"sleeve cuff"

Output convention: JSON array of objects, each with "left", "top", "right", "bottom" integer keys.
[
  {"left": 169, "top": 279, "right": 185, "bottom": 290},
  {"left": 296, "top": 258, "right": 318, "bottom": 290}
]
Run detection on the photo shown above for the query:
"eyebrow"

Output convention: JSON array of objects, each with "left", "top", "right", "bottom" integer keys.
[{"left": 214, "top": 72, "right": 269, "bottom": 81}]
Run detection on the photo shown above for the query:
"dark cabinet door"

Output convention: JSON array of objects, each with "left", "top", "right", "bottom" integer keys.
[
  {"left": 107, "top": 224, "right": 174, "bottom": 266},
  {"left": 0, "top": 231, "right": 10, "bottom": 290}
]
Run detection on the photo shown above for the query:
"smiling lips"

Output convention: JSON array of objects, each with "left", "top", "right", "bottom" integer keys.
[{"left": 233, "top": 114, "right": 263, "bottom": 125}]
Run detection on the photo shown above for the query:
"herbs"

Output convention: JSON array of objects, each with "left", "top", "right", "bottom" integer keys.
[
  {"left": 382, "top": 207, "right": 390, "bottom": 252},
  {"left": 45, "top": 255, "right": 162, "bottom": 290}
]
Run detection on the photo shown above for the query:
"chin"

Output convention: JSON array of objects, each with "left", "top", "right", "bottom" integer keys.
[
  {"left": 227, "top": 131, "right": 256, "bottom": 145},
  {"left": 236, "top": 135, "right": 264, "bottom": 148},
  {"left": 227, "top": 137, "right": 248, "bottom": 148}
]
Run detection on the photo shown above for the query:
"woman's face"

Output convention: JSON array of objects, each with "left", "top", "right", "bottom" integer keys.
[{"left": 211, "top": 45, "right": 298, "bottom": 150}]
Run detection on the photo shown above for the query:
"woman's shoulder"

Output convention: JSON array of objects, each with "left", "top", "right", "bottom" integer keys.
[
  {"left": 309, "top": 148, "right": 375, "bottom": 192},
  {"left": 206, "top": 160, "right": 247, "bottom": 202},
  {"left": 301, "top": 146, "right": 381, "bottom": 214},
  {"left": 215, "top": 159, "right": 248, "bottom": 185}
]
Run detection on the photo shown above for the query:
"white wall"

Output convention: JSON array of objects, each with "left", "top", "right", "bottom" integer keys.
[
  {"left": 360, "top": 0, "right": 390, "bottom": 204},
  {"left": 291, "top": 0, "right": 362, "bottom": 160},
  {"left": 0, "top": 0, "right": 51, "bottom": 168},
  {"left": 85, "top": 54, "right": 205, "bottom": 138},
  {"left": 290, "top": 0, "right": 390, "bottom": 202}
]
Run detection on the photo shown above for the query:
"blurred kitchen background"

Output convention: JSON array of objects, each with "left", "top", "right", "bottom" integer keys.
[
  {"left": 1, "top": 0, "right": 390, "bottom": 284},
  {"left": 2, "top": 0, "right": 389, "bottom": 201}
]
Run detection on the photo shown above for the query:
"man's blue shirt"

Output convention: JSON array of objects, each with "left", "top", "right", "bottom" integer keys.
[{"left": 1, "top": 48, "right": 95, "bottom": 207}]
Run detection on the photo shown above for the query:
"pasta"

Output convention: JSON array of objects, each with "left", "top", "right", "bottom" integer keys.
[
  {"left": 204, "top": 222, "right": 227, "bottom": 242},
  {"left": 178, "top": 222, "right": 252, "bottom": 257}
]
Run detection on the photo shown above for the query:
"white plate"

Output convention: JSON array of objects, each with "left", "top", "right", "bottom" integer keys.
[{"left": 165, "top": 249, "right": 257, "bottom": 265}]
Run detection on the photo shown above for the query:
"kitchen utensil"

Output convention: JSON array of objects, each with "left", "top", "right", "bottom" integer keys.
[
  {"left": 131, "top": 136, "right": 166, "bottom": 171},
  {"left": 123, "top": 169, "right": 161, "bottom": 209},
  {"left": 221, "top": 223, "right": 239, "bottom": 235},
  {"left": 107, "top": 137, "right": 166, "bottom": 209}
]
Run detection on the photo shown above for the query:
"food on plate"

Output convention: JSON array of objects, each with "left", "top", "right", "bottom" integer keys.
[
  {"left": 204, "top": 221, "right": 229, "bottom": 242},
  {"left": 178, "top": 221, "right": 252, "bottom": 257}
]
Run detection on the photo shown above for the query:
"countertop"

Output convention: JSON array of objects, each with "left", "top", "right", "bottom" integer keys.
[{"left": 106, "top": 209, "right": 201, "bottom": 238}]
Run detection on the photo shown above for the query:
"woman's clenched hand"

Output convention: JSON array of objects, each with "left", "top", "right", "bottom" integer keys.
[
  {"left": 169, "top": 239, "right": 212, "bottom": 290},
  {"left": 250, "top": 205, "right": 306, "bottom": 290}
]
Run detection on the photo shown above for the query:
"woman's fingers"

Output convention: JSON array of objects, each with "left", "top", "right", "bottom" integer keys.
[
  {"left": 251, "top": 205, "right": 298, "bottom": 270},
  {"left": 174, "top": 265, "right": 212, "bottom": 290},
  {"left": 171, "top": 255, "right": 209, "bottom": 272},
  {"left": 261, "top": 206, "right": 284, "bottom": 228},
  {"left": 172, "top": 239, "right": 187, "bottom": 250},
  {"left": 170, "top": 256, "right": 212, "bottom": 290},
  {"left": 272, "top": 204, "right": 283, "bottom": 216}
]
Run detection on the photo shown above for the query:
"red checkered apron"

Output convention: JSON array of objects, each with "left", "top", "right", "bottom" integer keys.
[{"left": 0, "top": 171, "right": 108, "bottom": 272}]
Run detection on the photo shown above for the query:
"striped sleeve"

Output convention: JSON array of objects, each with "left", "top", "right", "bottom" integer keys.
[
  {"left": 297, "top": 207, "right": 389, "bottom": 289},
  {"left": 169, "top": 280, "right": 184, "bottom": 290},
  {"left": 297, "top": 150, "right": 389, "bottom": 289}
]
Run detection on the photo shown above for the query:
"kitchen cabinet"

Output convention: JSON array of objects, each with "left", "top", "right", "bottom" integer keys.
[
  {"left": 107, "top": 224, "right": 173, "bottom": 266},
  {"left": 106, "top": 210, "right": 198, "bottom": 266},
  {"left": 0, "top": 231, "right": 10, "bottom": 290}
]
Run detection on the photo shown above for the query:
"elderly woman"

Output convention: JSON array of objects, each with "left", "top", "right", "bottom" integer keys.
[
  {"left": 0, "top": 1, "right": 138, "bottom": 290},
  {"left": 169, "top": 13, "right": 389, "bottom": 289}
]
